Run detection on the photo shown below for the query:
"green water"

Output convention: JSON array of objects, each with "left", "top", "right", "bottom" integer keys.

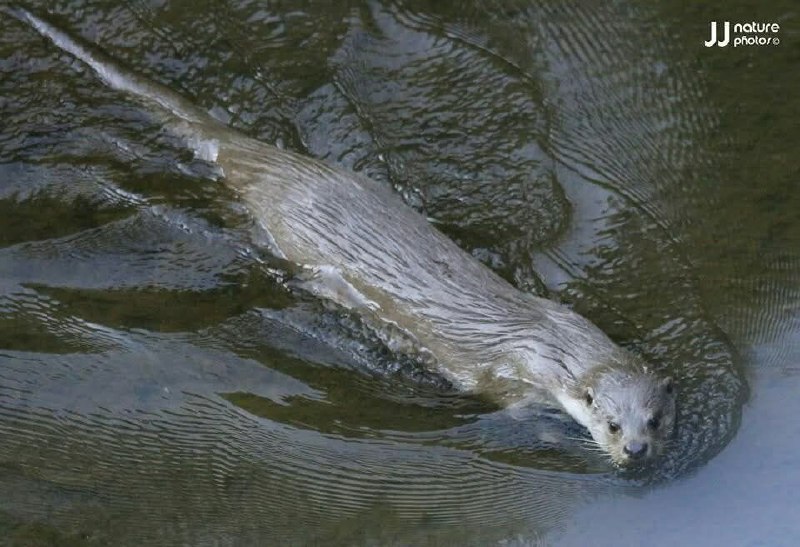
[{"left": 0, "top": 0, "right": 798, "bottom": 545}]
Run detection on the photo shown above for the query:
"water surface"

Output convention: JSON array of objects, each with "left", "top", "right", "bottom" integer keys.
[{"left": 0, "top": 0, "right": 797, "bottom": 545}]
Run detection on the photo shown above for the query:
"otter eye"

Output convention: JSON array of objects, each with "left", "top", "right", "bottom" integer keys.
[
  {"left": 585, "top": 391, "right": 593, "bottom": 406},
  {"left": 647, "top": 417, "right": 661, "bottom": 430},
  {"left": 608, "top": 422, "right": 620, "bottom": 434}
]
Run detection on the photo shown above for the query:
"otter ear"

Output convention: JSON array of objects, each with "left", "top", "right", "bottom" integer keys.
[
  {"left": 584, "top": 387, "right": 595, "bottom": 406},
  {"left": 662, "top": 377, "right": 675, "bottom": 395}
]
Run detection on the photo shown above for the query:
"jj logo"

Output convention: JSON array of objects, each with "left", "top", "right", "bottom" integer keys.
[
  {"left": 705, "top": 21, "right": 730, "bottom": 47},
  {"left": 704, "top": 20, "right": 780, "bottom": 48}
]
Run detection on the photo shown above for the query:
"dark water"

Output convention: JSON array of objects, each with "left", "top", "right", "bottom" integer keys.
[{"left": 0, "top": 0, "right": 797, "bottom": 545}]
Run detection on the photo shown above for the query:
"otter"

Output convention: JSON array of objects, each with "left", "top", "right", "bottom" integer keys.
[{"left": 14, "top": 9, "right": 677, "bottom": 466}]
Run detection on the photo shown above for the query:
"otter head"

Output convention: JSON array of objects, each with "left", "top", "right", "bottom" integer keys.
[{"left": 581, "top": 371, "right": 676, "bottom": 466}]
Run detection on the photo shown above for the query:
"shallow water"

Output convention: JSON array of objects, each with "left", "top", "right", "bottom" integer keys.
[{"left": 0, "top": 0, "right": 798, "bottom": 545}]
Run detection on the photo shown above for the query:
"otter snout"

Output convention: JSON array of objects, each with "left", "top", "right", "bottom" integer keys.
[{"left": 623, "top": 441, "right": 648, "bottom": 459}]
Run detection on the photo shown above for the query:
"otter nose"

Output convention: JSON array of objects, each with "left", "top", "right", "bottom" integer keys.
[{"left": 624, "top": 442, "right": 648, "bottom": 459}]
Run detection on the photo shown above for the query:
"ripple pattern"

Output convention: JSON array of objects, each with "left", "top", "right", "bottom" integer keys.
[{"left": 3, "top": 0, "right": 794, "bottom": 544}]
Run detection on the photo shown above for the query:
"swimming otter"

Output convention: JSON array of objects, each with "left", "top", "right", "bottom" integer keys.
[{"left": 14, "top": 8, "right": 677, "bottom": 465}]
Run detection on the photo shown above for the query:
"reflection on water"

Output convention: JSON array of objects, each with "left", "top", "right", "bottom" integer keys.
[{"left": 0, "top": 0, "right": 796, "bottom": 544}]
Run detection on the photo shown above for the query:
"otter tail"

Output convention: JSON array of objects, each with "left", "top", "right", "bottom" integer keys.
[{"left": 8, "top": 7, "right": 228, "bottom": 158}]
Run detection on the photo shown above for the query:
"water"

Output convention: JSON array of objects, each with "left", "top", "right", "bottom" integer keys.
[{"left": 0, "top": 0, "right": 797, "bottom": 545}]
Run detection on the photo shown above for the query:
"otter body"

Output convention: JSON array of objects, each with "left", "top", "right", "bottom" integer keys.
[{"left": 16, "top": 9, "right": 676, "bottom": 465}]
